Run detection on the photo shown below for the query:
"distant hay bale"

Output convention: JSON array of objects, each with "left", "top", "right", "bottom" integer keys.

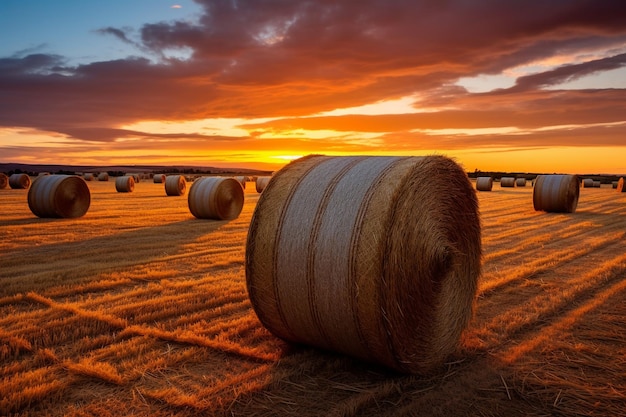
[
  {"left": 475, "top": 176, "right": 493, "bottom": 191},
  {"left": 0, "top": 173, "right": 8, "bottom": 189},
  {"left": 255, "top": 176, "right": 271, "bottom": 193},
  {"left": 500, "top": 177, "right": 516, "bottom": 187},
  {"left": 533, "top": 174, "right": 579, "bottom": 213},
  {"left": 188, "top": 177, "right": 244, "bottom": 220},
  {"left": 617, "top": 177, "right": 626, "bottom": 193},
  {"left": 515, "top": 178, "right": 527, "bottom": 187},
  {"left": 83, "top": 173, "right": 94, "bottom": 181},
  {"left": 27, "top": 175, "right": 90, "bottom": 218},
  {"left": 115, "top": 176, "right": 135, "bottom": 193},
  {"left": 612, "top": 181, "right": 618, "bottom": 189},
  {"left": 165, "top": 175, "right": 186, "bottom": 196},
  {"left": 593, "top": 181, "right": 601, "bottom": 188},
  {"left": 9, "top": 173, "right": 31, "bottom": 189},
  {"left": 246, "top": 155, "right": 481, "bottom": 374},
  {"left": 153, "top": 174, "right": 166, "bottom": 183},
  {"left": 38, "top": 172, "right": 50, "bottom": 176},
  {"left": 234, "top": 176, "right": 247, "bottom": 189},
  {"left": 582, "top": 178, "right": 594, "bottom": 188},
  {"left": 97, "top": 172, "right": 109, "bottom": 181}
]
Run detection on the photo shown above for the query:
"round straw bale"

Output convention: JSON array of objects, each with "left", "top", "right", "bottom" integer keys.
[
  {"left": 188, "top": 177, "right": 244, "bottom": 220},
  {"left": 246, "top": 155, "right": 481, "bottom": 374},
  {"left": 255, "top": 176, "right": 271, "bottom": 193},
  {"left": 0, "top": 173, "right": 8, "bottom": 189},
  {"left": 234, "top": 176, "right": 247, "bottom": 189},
  {"left": 9, "top": 173, "right": 31, "bottom": 189},
  {"left": 475, "top": 176, "right": 493, "bottom": 191},
  {"left": 612, "top": 181, "right": 618, "bottom": 189},
  {"left": 582, "top": 178, "right": 594, "bottom": 188},
  {"left": 533, "top": 174, "right": 579, "bottom": 213},
  {"left": 27, "top": 175, "right": 90, "bottom": 218},
  {"left": 515, "top": 178, "right": 527, "bottom": 187},
  {"left": 83, "top": 173, "right": 94, "bottom": 181},
  {"left": 500, "top": 177, "right": 516, "bottom": 187},
  {"left": 97, "top": 172, "right": 109, "bottom": 181},
  {"left": 115, "top": 175, "right": 135, "bottom": 192},
  {"left": 617, "top": 177, "right": 626, "bottom": 192},
  {"left": 165, "top": 175, "right": 186, "bottom": 196},
  {"left": 593, "top": 180, "right": 601, "bottom": 188},
  {"left": 153, "top": 174, "right": 166, "bottom": 183}
]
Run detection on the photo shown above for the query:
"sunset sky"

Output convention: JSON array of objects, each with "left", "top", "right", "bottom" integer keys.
[{"left": 1, "top": 0, "right": 626, "bottom": 173}]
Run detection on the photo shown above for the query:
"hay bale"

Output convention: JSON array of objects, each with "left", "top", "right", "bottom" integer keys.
[
  {"left": 115, "top": 176, "right": 135, "bottom": 193},
  {"left": 255, "top": 176, "right": 271, "bottom": 193},
  {"left": 153, "top": 174, "right": 166, "bottom": 183},
  {"left": 245, "top": 155, "right": 481, "bottom": 374},
  {"left": 612, "top": 181, "right": 618, "bottom": 189},
  {"left": 582, "top": 178, "right": 594, "bottom": 188},
  {"left": 515, "top": 178, "right": 527, "bottom": 187},
  {"left": 165, "top": 175, "right": 186, "bottom": 196},
  {"left": 27, "top": 175, "right": 90, "bottom": 218},
  {"left": 593, "top": 180, "right": 601, "bottom": 188},
  {"left": 0, "top": 173, "right": 8, "bottom": 189},
  {"left": 234, "top": 176, "right": 247, "bottom": 189},
  {"left": 617, "top": 177, "right": 626, "bottom": 193},
  {"left": 533, "top": 174, "right": 579, "bottom": 213},
  {"left": 97, "top": 172, "right": 109, "bottom": 181},
  {"left": 188, "top": 177, "right": 244, "bottom": 220},
  {"left": 475, "top": 176, "right": 493, "bottom": 191},
  {"left": 500, "top": 177, "right": 516, "bottom": 187},
  {"left": 9, "top": 173, "right": 31, "bottom": 189},
  {"left": 83, "top": 173, "right": 94, "bottom": 181}
]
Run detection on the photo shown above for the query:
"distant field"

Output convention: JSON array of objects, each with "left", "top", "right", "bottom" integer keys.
[{"left": 1, "top": 178, "right": 625, "bottom": 416}]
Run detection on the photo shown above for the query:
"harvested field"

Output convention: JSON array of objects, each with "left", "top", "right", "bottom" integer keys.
[{"left": 1, "top": 180, "right": 626, "bottom": 416}]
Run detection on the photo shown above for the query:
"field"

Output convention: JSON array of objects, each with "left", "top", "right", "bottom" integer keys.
[{"left": 1, "top": 177, "right": 626, "bottom": 416}]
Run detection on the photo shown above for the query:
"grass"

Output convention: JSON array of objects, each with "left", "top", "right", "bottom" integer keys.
[{"left": 1, "top": 179, "right": 626, "bottom": 416}]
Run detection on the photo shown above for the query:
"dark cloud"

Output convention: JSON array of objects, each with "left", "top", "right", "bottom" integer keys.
[{"left": 1, "top": 0, "right": 625, "bottom": 160}]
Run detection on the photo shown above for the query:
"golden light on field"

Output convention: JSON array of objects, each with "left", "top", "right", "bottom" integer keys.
[{"left": 2, "top": 177, "right": 626, "bottom": 416}]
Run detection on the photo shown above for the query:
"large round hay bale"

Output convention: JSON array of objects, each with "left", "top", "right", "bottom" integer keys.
[
  {"left": 533, "top": 174, "right": 579, "bottom": 213},
  {"left": 246, "top": 155, "right": 481, "bottom": 374},
  {"left": 515, "top": 178, "right": 527, "bottom": 187},
  {"left": 153, "top": 174, "right": 166, "bottom": 183},
  {"left": 115, "top": 176, "right": 135, "bottom": 192},
  {"left": 475, "top": 176, "right": 493, "bottom": 191},
  {"left": 188, "top": 177, "right": 244, "bottom": 220},
  {"left": 582, "top": 178, "right": 594, "bottom": 188},
  {"left": 593, "top": 180, "right": 601, "bottom": 188},
  {"left": 255, "top": 176, "right": 271, "bottom": 193},
  {"left": 500, "top": 177, "right": 516, "bottom": 187},
  {"left": 97, "top": 172, "right": 109, "bottom": 181},
  {"left": 9, "top": 173, "right": 31, "bottom": 189},
  {"left": 165, "top": 175, "right": 186, "bottom": 196},
  {"left": 83, "top": 173, "right": 94, "bottom": 181},
  {"left": 0, "top": 173, "right": 8, "bottom": 189},
  {"left": 617, "top": 177, "right": 626, "bottom": 193},
  {"left": 27, "top": 175, "right": 90, "bottom": 218}
]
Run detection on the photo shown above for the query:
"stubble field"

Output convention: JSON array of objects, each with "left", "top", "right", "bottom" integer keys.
[{"left": 1, "top": 178, "right": 625, "bottom": 416}]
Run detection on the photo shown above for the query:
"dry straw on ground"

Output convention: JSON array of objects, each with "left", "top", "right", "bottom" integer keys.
[
  {"left": 533, "top": 174, "right": 580, "bottom": 213},
  {"left": 188, "top": 176, "right": 245, "bottom": 220},
  {"left": 115, "top": 175, "right": 135, "bottom": 193},
  {"left": 0, "top": 172, "right": 8, "bottom": 189},
  {"left": 475, "top": 176, "right": 493, "bottom": 191},
  {"left": 27, "top": 175, "right": 91, "bottom": 218},
  {"left": 246, "top": 155, "right": 482, "bottom": 374},
  {"left": 500, "top": 177, "right": 516, "bottom": 187},
  {"left": 165, "top": 175, "right": 187, "bottom": 196},
  {"left": 255, "top": 176, "right": 271, "bottom": 193}
]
